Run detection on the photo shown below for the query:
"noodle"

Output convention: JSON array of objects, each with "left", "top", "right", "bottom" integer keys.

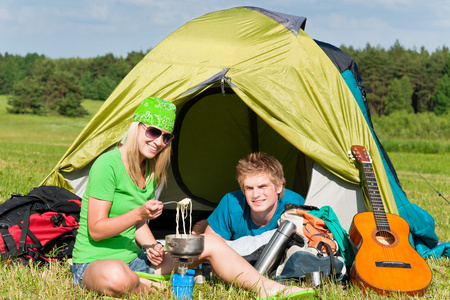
[{"left": 175, "top": 198, "right": 192, "bottom": 237}]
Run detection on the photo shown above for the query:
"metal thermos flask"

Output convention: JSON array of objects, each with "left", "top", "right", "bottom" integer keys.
[{"left": 254, "top": 220, "right": 297, "bottom": 275}]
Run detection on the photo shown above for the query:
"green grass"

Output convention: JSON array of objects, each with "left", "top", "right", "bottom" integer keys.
[
  {"left": 0, "top": 95, "right": 449, "bottom": 299},
  {"left": 386, "top": 152, "right": 450, "bottom": 242},
  {"left": 0, "top": 95, "right": 103, "bottom": 200},
  {"left": 380, "top": 139, "right": 450, "bottom": 154}
]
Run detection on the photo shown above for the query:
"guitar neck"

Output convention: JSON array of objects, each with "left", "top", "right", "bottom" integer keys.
[{"left": 361, "top": 162, "right": 390, "bottom": 232}]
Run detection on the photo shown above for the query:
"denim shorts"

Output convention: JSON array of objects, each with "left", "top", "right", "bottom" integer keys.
[{"left": 71, "top": 252, "right": 156, "bottom": 287}]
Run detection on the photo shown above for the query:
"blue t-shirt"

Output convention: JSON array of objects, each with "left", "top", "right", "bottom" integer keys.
[{"left": 207, "top": 189, "right": 304, "bottom": 240}]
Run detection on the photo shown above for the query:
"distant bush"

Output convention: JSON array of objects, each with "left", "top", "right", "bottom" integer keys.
[
  {"left": 372, "top": 111, "right": 450, "bottom": 153},
  {"left": 372, "top": 111, "right": 450, "bottom": 139},
  {"left": 379, "top": 139, "right": 450, "bottom": 154}
]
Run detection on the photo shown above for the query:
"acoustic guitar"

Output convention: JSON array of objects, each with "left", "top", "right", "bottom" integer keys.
[{"left": 349, "top": 145, "right": 432, "bottom": 296}]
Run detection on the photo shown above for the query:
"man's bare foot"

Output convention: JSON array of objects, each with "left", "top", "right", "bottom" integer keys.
[{"left": 259, "top": 286, "right": 314, "bottom": 299}]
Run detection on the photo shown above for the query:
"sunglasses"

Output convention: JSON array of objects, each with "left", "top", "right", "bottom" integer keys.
[{"left": 140, "top": 123, "right": 175, "bottom": 144}]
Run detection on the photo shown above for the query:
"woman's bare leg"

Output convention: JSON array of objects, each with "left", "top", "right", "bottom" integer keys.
[
  {"left": 197, "top": 234, "right": 305, "bottom": 297},
  {"left": 83, "top": 259, "right": 159, "bottom": 297}
]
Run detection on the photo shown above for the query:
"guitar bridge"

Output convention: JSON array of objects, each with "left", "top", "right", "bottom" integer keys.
[{"left": 375, "top": 261, "right": 411, "bottom": 269}]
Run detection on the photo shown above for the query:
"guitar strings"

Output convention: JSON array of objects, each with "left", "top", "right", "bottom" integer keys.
[{"left": 365, "top": 163, "right": 395, "bottom": 264}]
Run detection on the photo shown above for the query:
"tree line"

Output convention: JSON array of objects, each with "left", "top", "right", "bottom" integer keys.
[
  {"left": 342, "top": 41, "right": 450, "bottom": 116},
  {"left": 0, "top": 51, "right": 148, "bottom": 117},
  {"left": 1, "top": 41, "right": 449, "bottom": 117}
]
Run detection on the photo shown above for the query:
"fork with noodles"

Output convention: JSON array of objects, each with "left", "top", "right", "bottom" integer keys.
[{"left": 175, "top": 198, "right": 192, "bottom": 237}]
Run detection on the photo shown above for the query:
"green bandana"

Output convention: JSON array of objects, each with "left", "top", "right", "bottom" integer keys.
[{"left": 133, "top": 97, "right": 176, "bottom": 133}]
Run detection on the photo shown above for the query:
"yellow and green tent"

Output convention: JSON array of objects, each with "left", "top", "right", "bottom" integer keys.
[{"left": 41, "top": 6, "right": 444, "bottom": 258}]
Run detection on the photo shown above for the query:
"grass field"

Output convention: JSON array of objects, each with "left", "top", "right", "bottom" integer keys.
[{"left": 0, "top": 95, "right": 449, "bottom": 299}]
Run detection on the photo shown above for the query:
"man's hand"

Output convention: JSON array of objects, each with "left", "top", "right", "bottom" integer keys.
[{"left": 192, "top": 219, "right": 209, "bottom": 234}]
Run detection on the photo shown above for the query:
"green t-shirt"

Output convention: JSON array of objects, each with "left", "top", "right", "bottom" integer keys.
[{"left": 72, "top": 148, "right": 156, "bottom": 264}]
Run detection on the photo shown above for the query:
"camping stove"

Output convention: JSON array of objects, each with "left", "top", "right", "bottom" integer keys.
[
  {"left": 165, "top": 234, "right": 205, "bottom": 300},
  {"left": 165, "top": 234, "right": 204, "bottom": 275},
  {"left": 171, "top": 256, "right": 195, "bottom": 275}
]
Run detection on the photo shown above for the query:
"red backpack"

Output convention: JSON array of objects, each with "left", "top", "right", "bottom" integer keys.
[{"left": 0, "top": 186, "right": 81, "bottom": 265}]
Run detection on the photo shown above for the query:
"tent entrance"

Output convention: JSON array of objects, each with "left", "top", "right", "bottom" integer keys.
[
  {"left": 168, "top": 88, "right": 312, "bottom": 206},
  {"left": 154, "top": 88, "right": 313, "bottom": 237}
]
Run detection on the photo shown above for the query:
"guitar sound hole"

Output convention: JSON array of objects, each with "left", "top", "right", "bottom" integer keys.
[{"left": 375, "top": 230, "right": 395, "bottom": 245}]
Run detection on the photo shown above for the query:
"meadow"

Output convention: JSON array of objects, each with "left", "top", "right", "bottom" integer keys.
[{"left": 0, "top": 95, "right": 449, "bottom": 299}]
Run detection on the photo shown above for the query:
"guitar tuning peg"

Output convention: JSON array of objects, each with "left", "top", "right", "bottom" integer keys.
[{"left": 347, "top": 150, "right": 356, "bottom": 161}]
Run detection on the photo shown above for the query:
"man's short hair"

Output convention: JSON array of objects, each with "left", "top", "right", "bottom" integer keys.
[{"left": 236, "top": 152, "right": 286, "bottom": 197}]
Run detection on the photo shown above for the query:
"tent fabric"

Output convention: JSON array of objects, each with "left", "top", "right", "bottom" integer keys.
[
  {"left": 304, "top": 161, "right": 366, "bottom": 232},
  {"left": 314, "top": 40, "right": 366, "bottom": 97},
  {"left": 40, "top": 6, "right": 444, "bottom": 256},
  {"left": 244, "top": 6, "right": 306, "bottom": 35},
  {"left": 314, "top": 41, "right": 444, "bottom": 254}
]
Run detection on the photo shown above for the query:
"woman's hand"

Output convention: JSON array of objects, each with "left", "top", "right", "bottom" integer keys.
[
  {"left": 138, "top": 200, "right": 163, "bottom": 220},
  {"left": 145, "top": 243, "right": 165, "bottom": 266}
]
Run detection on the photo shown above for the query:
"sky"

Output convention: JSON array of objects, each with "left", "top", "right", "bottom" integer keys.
[{"left": 1, "top": 0, "right": 449, "bottom": 59}]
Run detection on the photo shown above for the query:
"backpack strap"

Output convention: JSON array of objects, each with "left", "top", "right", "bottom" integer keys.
[
  {"left": 17, "top": 223, "right": 42, "bottom": 249},
  {"left": 0, "top": 206, "right": 36, "bottom": 259},
  {"left": 51, "top": 213, "right": 67, "bottom": 227},
  {"left": 18, "top": 208, "right": 31, "bottom": 249},
  {"left": 16, "top": 208, "right": 42, "bottom": 250},
  {"left": 0, "top": 226, "right": 24, "bottom": 258},
  {"left": 318, "top": 241, "right": 337, "bottom": 277},
  {"left": 28, "top": 186, "right": 81, "bottom": 215}
]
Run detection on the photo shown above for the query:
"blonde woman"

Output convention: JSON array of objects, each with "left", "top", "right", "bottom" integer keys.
[{"left": 71, "top": 97, "right": 313, "bottom": 299}]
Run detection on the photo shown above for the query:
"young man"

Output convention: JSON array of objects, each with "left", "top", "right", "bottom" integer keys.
[{"left": 194, "top": 152, "right": 305, "bottom": 240}]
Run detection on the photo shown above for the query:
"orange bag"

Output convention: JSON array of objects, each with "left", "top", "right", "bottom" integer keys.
[{"left": 279, "top": 208, "right": 338, "bottom": 256}]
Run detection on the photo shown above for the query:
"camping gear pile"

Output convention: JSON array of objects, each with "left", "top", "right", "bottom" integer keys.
[{"left": 273, "top": 205, "right": 349, "bottom": 282}]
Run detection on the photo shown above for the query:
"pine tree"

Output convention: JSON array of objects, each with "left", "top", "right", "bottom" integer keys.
[
  {"left": 385, "top": 76, "right": 414, "bottom": 115},
  {"left": 432, "top": 74, "right": 450, "bottom": 115}
]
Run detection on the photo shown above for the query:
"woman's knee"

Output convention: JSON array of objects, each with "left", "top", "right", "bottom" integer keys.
[
  {"left": 84, "top": 260, "right": 140, "bottom": 295},
  {"left": 107, "top": 268, "right": 139, "bottom": 292}
]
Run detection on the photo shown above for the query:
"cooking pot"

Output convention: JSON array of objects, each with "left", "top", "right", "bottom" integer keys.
[{"left": 165, "top": 234, "right": 204, "bottom": 258}]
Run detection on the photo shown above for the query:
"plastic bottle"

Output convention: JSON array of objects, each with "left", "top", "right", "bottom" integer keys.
[
  {"left": 194, "top": 264, "right": 205, "bottom": 285},
  {"left": 171, "top": 269, "right": 195, "bottom": 300}
]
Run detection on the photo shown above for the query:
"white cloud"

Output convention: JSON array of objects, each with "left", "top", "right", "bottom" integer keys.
[
  {"left": 0, "top": 8, "right": 11, "bottom": 20},
  {"left": 1, "top": 0, "right": 448, "bottom": 57}
]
